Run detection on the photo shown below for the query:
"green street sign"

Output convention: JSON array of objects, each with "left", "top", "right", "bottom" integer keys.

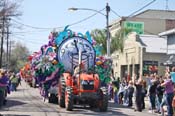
[{"left": 124, "top": 21, "right": 144, "bottom": 34}]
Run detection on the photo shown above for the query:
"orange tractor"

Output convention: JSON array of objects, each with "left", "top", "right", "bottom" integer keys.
[{"left": 57, "top": 36, "right": 108, "bottom": 111}]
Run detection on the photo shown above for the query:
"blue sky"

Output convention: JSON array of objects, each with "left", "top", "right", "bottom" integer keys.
[{"left": 11, "top": 0, "right": 175, "bottom": 53}]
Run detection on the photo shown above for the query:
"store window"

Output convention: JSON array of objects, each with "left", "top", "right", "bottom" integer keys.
[{"left": 143, "top": 61, "right": 158, "bottom": 76}]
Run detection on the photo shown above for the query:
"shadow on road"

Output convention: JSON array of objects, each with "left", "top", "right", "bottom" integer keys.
[
  {"left": 60, "top": 108, "right": 132, "bottom": 116},
  {"left": 59, "top": 102, "right": 135, "bottom": 116},
  {"left": 0, "top": 114, "right": 31, "bottom": 116},
  {"left": 108, "top": 101, "right": 136, "bottom": 110},
  {"left": 2, "top": 99, "right": 26, "bottom": 109},
  {"left": 15, "top": 88, "right": 28, "bottom": 92}
]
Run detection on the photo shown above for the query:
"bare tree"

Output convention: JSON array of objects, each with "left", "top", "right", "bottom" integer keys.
[
  {"left": 0, "top": 0, "right": 22, "bottom": 16},
  {"left": 0, "top": 0, "right": 22, "bottom": 68}
]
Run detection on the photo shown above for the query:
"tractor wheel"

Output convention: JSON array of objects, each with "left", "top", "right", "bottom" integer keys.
[
  {"left": 0, "top": 90, "right": 5, "bottom": 108},
  {"left": 29, "top": 82, "right": 32, "bottom": 87},
  {"left": 89, "top": 100, "right": 97, "bottom": 108},
  {"left": 49, "top": 94, "right": 57, "bottom": 103},
  {"left": 98, "top": 87, "right": 108, "bottom": 112},
  {"left": 58, "top": 76, "right": 66, "bottom": 107},
  {"left": 65, "top": 87, "right": 73, "bottom": 111}
]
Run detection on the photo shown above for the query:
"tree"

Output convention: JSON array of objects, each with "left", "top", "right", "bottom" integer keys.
[
  {"left": 9, "top": 42, "right": 30, "bottom": 72},
  {"left": 91, "top": 28, "right": 132, "bottom": 55},
  {"left": 0, "top": 0, "right": 21, "bottom": 16},
  {"left": 0, "top": 0, "right": 22, "bottom": 68},
  {"left": 91, "top": 29, "right": 107, "bottom": 55},
  {"left": 110, "top": 28, "right": 132, "bottom": 54}
]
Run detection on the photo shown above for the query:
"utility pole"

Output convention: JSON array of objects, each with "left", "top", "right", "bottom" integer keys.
[
  {"left": 68, "top": 3, "right": 111, "bottom": 57},
  {"left": 8, "top": 40, "right": 14, "bottom": 66},
  {"left": 106, "top": 2, "right": 110, "bottom": 57},
  {"left": 9, "top": 40, "right": 11, "bottom": 63},
  {"left": 166, "top": 0, "right": 169, "bottom": 10},
  {"left": 0, "top": 16, "right": 5, "bottom": 68},
  {"left": 6, "top": 20, "right": 9, "bottom": 69}
]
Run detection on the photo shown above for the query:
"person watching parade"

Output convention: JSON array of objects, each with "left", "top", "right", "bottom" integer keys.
[{"left": 0, "top": 70, "right": 9, "bottom": 108}]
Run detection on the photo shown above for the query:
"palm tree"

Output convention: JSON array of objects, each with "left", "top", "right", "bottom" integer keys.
[
  {"left": 91, "top": 28, "right": 132, "bottom": 55},
  {"left": 91, "top": 29, "right": 107, "bottom": 55},
  {"left": 111, "top": 28, "right": 132, "bottom": 54}
]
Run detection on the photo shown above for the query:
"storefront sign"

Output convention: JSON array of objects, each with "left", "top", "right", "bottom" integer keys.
[{"left": 124, "top": 21, "right": 144, "bottom": 34}]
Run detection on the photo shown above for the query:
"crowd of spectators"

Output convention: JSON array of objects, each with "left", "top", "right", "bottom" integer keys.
[
  {"left": 109, "top": 66, "right": 175, "bottom": 116},
  {"left": 0, "top": 69, "right": 21, "bottom": 109}
]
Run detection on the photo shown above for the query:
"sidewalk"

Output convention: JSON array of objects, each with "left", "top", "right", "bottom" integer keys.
[
  {"left": 108, "top": 97, "right": 165, "bottom": 116},
  {"left": 108, "top": 100, "right": 157, "bottom": 116}
]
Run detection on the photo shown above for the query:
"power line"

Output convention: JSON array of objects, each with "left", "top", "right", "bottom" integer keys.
[
  {"left": 10, "top": 8, "right": 105, "bottom": 30},
  {"left": 11, "top": 25, "right": 98, "bottom": 34},
  {"left": 11, "top": 19, "right": 62, "bottom": 30},
  {"left": 12, "top": 29, "right": 50, "bottom": 33},
  {"left": 69, "top": 8, "right": 105, "bottom": 27},
  {"left": 11, "top": 30, "right": 49, "bottom": 34},
  {"left": 8, "top": 1, "right": 156, "bottom": 34},
  {"left": 110, "top": 8, "right": 121, "bottom": 18},
  {"left": 128, "top": 0, "right": 156, "bottom": 17},
  {"left": 13, "top": 37, "right": 45, "bottom": 45}
]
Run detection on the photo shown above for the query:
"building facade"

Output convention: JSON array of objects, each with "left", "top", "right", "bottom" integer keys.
[
  {"left": 110, "top": 9, "right": 175, "bottom": 36},
  {"left": 110, "top": 9, "right": 175, "bottom": 79},
  {"left": 111, "top": 32, "right": 168, "bottom": 79},
  {"left": 159, "top": 28, "right": 175, "bottom": 65}
]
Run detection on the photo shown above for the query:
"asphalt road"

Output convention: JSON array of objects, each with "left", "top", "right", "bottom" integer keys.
[{"left": 0, "top": 81, "right": 157, "bottom": 116}]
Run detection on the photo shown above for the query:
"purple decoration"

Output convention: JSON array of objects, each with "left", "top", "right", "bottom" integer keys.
[{"left": 45, "top": 68, "right": 59, "bottom": 82}]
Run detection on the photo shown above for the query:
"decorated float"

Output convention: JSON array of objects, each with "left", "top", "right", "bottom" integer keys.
[
  {"left": 20, "top": 63, "right": 33, "bottom": 86},
  {"left": 22, "top": 26, "right": 112, "bottom": 104}
]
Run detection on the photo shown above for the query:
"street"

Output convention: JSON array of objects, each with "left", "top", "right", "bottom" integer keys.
[{"left": 0, "top": 81, "right": 156, "bottom": 116}]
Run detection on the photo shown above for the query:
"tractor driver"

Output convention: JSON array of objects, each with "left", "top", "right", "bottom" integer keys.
[{"left": 73, "top": 63, "right": 85, "bottom": 76}]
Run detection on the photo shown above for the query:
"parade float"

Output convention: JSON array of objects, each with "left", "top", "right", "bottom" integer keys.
[
  {"left": 20, "top": 63, "right": 33, "bottom": 86},
  {"left": 23, "top": 26, "right": 112, "bottom": 108},
  {"left": 56, "top": 26, "right": 110, "bottom": 111}
]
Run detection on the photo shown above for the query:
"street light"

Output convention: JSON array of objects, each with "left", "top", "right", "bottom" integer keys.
[{"left": 68, "top": 3, "right": 111, "bottom": 57}]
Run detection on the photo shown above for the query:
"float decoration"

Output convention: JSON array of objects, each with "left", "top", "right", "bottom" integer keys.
[{"left": 22, "top": 26, "right": 112, "bottom": 99}]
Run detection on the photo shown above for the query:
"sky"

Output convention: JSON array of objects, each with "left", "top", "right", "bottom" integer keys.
[{"left": 10, "top": 0, "right": 175, "bottom": 53}]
